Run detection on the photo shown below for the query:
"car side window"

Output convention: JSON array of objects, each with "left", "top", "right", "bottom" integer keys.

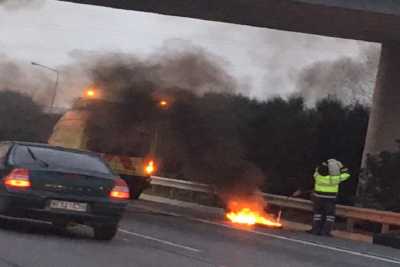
[{"left": 0, "top": 144, "right": 10, "bottom": 169}]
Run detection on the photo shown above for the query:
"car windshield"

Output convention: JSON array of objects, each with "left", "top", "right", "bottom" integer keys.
[{"left": 12, "top": 145, "right": 112, "bottom": 175}]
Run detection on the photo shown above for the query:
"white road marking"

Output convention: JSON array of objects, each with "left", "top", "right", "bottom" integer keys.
[
  {"left": 128, "top": 204, "right": 400, "bottom": 265},
  {"left": 193, "top": 218, "right": 400, "bottom": 265},
  {"left": 118, "top": 228, "right": 202, "bottom": 253}
]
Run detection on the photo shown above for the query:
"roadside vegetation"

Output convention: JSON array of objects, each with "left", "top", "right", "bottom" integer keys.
[
  {"left": 0, "top": 90, "right": 60, "bottom": 143},
  {"left": 361, "top": 144, "right": 400, "bottom": 210}
]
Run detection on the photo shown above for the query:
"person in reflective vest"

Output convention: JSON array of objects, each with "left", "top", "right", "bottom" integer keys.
[{"left": 308, "top": 159, "right": 351, "bottom": 236}]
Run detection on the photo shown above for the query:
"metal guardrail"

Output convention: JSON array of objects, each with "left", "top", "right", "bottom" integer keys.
[
  {"left": 263, "top": 193, "right": 400, "bottom": 232},
  {"left": 151, "top": 176, "right": 211, "bottom": 193},
  {"left": 150, "top": 176, "right": 400, "bottom": 233}
]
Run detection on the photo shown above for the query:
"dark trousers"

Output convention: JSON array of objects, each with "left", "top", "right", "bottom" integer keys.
[{"left": 310, "top": 194, "right": 336, "bottom": 235}]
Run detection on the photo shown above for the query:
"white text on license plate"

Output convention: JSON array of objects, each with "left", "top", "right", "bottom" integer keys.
[{"left": 49, "top": 200, "right": 87, "bottom": 212}]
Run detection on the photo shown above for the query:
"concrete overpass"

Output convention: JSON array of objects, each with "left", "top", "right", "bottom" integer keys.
[
  {"left": 59, "top": 0, "right": 400, "bottom": 199},
  {"left": 59, "top": 0, "right": 400, "bottom": 43}
]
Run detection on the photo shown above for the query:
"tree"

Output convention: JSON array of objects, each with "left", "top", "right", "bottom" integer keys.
[
  {"left": 0, "top": 90, "right": 58, "bottom": 142},
  {"left": 361, "top": 145, "right": 400, "bottom": 211}
]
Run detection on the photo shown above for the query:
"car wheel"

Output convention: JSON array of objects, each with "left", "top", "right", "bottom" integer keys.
[
  {"left": 94, "top": 224, "right": 118, "bottom": 241},
  {"left": 132, "top": 189, "right": 143, "bottom": 200}
]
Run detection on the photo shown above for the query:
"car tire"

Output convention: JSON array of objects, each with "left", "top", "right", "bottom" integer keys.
[
  {"left": 132, "top": 189, "right": 143, "bottom": 200},
  {"left": 0, "top": 197, "right": 10, "bottom": 214},
  {"left": 94, "top": 224, "right": 118, "bottom": 241}
]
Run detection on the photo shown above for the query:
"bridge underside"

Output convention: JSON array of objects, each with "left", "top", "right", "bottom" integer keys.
[{"left": 59, "top": 0, "right": 400, "bottom": 43}]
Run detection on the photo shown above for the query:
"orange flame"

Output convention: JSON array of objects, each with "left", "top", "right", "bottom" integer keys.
[
  {"left": 225, "top": 198, "right": 282, "bottom": 228},
  {"left": 145, "top": 160, "right": 156, "bottom": 175},
  {"left": 226, "top": 208, "right": 282, "bottom": 227},
  {"left": 83, "top": 86, "right": 97, "bottom": 99},
  {"left": 86, "top": 89, "right": 95, "bottom": 97}
]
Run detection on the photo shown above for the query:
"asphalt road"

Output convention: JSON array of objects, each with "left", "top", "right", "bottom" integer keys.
[{"left": 0, "top": 199, "right": 398, "bottom": 267}]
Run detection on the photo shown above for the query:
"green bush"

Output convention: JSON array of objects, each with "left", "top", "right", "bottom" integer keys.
[{"left": 361, "top": 143, "right": 400, "bottom": 210}]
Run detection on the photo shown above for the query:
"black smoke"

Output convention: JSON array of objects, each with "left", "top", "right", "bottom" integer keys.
[
  {"left": 0, "top": 55, "right": 54, "bottom": 107},
  {"left": 82, "top": 43, "right": 264, "bottom": 197},
  {"left": 297, "top": 45, "right": 380, "bottom": 106}
]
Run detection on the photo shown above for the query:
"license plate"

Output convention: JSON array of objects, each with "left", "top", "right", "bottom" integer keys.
[{"left": 49, "top": 200, "right": 88, "bottom": 212}]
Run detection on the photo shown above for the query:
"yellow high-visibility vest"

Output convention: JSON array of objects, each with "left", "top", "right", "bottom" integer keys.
[{"left": 314, "top": 171, "right": 350, "bottom": 194}]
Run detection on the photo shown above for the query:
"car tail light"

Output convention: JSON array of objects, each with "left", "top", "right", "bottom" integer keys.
[
  {"left": 4, "top": 168, "right": 31, "bottom": 190},
  {"left": 145, "top": 160, "right": 155, "bottom": 175},
  {"left": 110, "top": 178, "right": 130, "bottom": 200}
]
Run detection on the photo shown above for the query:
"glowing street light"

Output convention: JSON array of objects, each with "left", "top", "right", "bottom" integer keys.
[
  {"left": 86, "top": 89, "right": 96, "bottom": 98},
  {"left": 159, "top": 100, "right": 168, "bottom": 108},
  {"left": 83, "top": 86, "right": 97, "bottom": 99}
]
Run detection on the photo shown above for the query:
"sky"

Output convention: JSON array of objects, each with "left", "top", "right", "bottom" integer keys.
[{"left": 0, "top": 0, "right": 374, "bottom": 105}]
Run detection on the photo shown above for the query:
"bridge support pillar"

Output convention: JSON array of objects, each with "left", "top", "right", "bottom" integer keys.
[
  {"left": 363, "top": 43, "right": 400, "bottom": 156},
  {"left": 358, "top": 42, "right": 400, "bottom": 205}
]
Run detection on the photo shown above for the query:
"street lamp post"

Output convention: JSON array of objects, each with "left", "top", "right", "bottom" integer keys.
[
  {"left": 150, "top": 99, "right": 170, "bottom": 156},
  {"left": 31, "top": 62, "right": 59, "bottom": 112}
]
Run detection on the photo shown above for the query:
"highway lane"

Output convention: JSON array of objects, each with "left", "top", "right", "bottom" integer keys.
[
  {"left": 0, "top": 199, "right": 398, "bottom": 267},
  {"left": 0, "top": 214, "right": 212, "bottom": 267}
]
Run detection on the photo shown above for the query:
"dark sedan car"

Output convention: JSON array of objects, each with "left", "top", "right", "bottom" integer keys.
[{"left": 0, "top": 141, "right": 130, "bottom": 240}]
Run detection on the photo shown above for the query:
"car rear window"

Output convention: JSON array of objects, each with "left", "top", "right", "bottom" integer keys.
[{"left": 12, "top": 145, "right": 112, "bottom": 175}]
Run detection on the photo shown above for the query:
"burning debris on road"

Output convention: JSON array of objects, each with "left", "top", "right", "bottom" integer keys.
[{"left": 225, "top": 195, "right": 282, "bottom": 228}]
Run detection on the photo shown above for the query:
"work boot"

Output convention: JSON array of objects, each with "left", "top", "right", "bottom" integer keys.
[
  {"left": 307, "top": 215, "right": 322, "bottom": 235},
  {"left": 321, "top": 217, "right": 335, "bottom": 237}
]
